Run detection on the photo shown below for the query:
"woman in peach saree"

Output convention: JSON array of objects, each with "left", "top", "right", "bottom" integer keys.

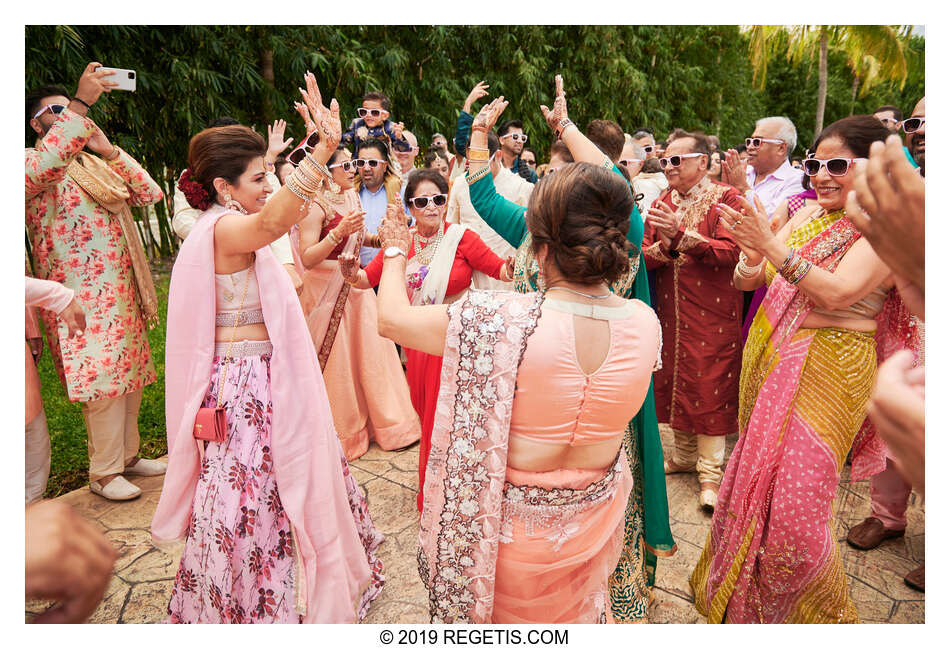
[
  {"left": 371, "top": 159, "right": 665, "bottom": 623},
  {"left": 291, "top": 144, "right": 420, "bottom": 460}
]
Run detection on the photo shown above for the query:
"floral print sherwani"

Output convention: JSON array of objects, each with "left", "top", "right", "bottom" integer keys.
[{"left": 25, "top": 109, "right": 163, "bottom": 402}]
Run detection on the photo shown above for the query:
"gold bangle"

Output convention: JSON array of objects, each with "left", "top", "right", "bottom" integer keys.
[
  {"left": 466, "top": 165, "right": 491, "bottom": 186},
  {"left": 467, "top": 148, "right": 490, "bottom": 162}
]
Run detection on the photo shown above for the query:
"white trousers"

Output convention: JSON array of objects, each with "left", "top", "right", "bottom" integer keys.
[
  {"left": 672, "top": 428, "right": 726, "bottom": 484},
  {"left": 80, "top": 389, "right": 143, "bottom": 482},
  {"left": 25, "top": 409, "right": 51, "bottom": 504}
]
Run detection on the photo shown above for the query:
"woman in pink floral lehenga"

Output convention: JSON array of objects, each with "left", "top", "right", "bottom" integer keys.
[{"left": 152, "top": 74, "right": 383, "bottom": 623}]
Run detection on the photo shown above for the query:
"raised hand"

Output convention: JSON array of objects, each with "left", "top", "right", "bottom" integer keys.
[
  {"left": 463, "top": 80, "right": 490, "bottom": 113},
  {"left": 86, "top": 121, "right": 116, "bottom": 158},
  {"left": 74, "top": 62, "right": 119, "bottom": 107},
  {"left": 338, "top": 252, "right": 360, "bottom": 282},
  {"left": 294, "top": 100, "right": 316, "bottom": 134},
  {"left": 646, "top": 200, "right": 682, "bottom": 239},
  {"left": 334, "top": 208, "right": 366, "bottom": 239},
  {"left": 846, "top": 134, "right": 925, "bottom": 293},
  {"left": 722, "top": 149, "right": 750, "bottom": 192},
  {"left": 472, "top": 96, "right": 509, "bottom": 134},
  {"left": 298, "top": 71, "right": 341, "bottom": 150},
  {"left": 717, "top": 195, "right": 773, "bottom": 254},
  {"left": 379, "top": 203, "right": 411, "bottom": 252},
  {"left": 266, "top": 119, "right": 294, "bottom": 159},
  {"left": 393, "top": 121, "right": 405, "bottom": 141},
  {"left": 540, "top": 74, "right": 569, "bottom": 132}
]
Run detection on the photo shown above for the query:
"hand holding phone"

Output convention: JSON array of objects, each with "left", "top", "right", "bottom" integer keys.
[
  {"left": 74, "top": 62, "right": 120, "bottom": 107},
  {"left": 93, "top": 66, "right": 137, "bottom": 92}
]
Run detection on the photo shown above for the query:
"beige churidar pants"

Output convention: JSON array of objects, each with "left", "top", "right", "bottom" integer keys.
[
  {"left": 25, "top": 409, "right": 51, "bottom": 504},
  {"left": 671, "top": 428, "right": 726, "bottom": 484},
  {"left": 80, "top": 389, "right": 143, "bottom": 482}
]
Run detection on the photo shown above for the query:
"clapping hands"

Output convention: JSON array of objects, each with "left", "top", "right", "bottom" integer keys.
[{"left": 379, "top": 202, "right": 411, "bottom": 252}]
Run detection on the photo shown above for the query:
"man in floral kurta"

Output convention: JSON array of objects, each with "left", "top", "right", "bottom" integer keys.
[
  {"left": 26, "top": 72, "right": 165, "bottom": 501},
  {"left": 641, "top": 131, "right": 745, "bottom": 511}
]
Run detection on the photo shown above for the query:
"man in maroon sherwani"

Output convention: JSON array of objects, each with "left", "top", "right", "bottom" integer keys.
[{"left": 641, "top": 131, "right": 745, "bottom": 511}]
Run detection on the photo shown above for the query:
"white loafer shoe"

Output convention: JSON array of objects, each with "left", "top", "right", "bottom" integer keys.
[
  {"left": 123, "top": 458, "right": 168, "bottom": 476},
  {"left": 90, "top": 475, "right": 142, "bottom": 501},
  {"left": 699, "top": 481, "right": 719, "bottom": 511}
]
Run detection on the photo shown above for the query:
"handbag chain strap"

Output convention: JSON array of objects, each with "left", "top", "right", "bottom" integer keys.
[{"left": 216, "top": 260, "right": 254, "bottom": 408}]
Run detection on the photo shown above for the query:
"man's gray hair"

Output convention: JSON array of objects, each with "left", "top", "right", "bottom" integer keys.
[
  {"left": 631, "top": 130, "right": 655, "bottom": 142},
  {"left": 756, "top": 116, "right": 797, "bottom": 153}
]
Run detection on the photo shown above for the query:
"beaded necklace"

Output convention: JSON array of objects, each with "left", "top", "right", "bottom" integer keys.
[{"left": 412, "top": 223, "right": 445, "bottom": 266}]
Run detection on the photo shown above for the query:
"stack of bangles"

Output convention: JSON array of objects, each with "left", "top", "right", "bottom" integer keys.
[
  {"left": 285, "top": 153, "right": 332, "bottom": 206},
  {"left": 326, "top": 230, "right": 342, "bottom": 246},
  {"left": 735, "top": 253, "right": 764, "bottom": 278},
  {"left": 466, "top": 145, "right": 490, "bottom": 185},
  {"left": 778, "top": 250, "right": 813, "bottom": 285}
]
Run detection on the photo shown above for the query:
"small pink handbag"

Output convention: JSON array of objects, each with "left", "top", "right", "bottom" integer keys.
[{"left": 194, "top": 264, "right": 253, "bottom": 444}]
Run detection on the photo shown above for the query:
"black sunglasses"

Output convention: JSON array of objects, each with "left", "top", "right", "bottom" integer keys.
[{"left": 288, "top": 131, "right": 321, "bottom": 166}]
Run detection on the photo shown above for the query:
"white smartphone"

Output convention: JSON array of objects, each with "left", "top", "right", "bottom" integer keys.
[{"left": 94, "top": 66, "right": 136, "bottom": 92}]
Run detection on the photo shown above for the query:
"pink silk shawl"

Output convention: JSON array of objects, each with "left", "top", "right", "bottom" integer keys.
[
  {"left": 151, "top": 204, "right": 374, "bottom": 623},
  {"left": 417, "top": 289, "right": 544, "bottom": 623}
]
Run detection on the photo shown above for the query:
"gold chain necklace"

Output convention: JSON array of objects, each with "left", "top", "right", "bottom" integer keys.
[{"left": 412, "top": 223, "right": 445, "bottom": 266}]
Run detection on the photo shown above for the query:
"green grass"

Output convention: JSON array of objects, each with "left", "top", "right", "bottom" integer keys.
[{"left": 38, "top": 269, "right": 171, "bottom": 498}]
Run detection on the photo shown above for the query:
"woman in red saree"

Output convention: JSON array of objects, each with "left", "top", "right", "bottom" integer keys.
[
  {"left": 690, "top": 116, "right": 922, "bottom": 623},
  {"left": 340, "top": 168, "right": 513, "bottom": 511},
  {"left": 373, "top": 160, "right": 662, "bottom": 623},
  {"left": 291, "top": 145, "right": 420, "bottom": 460}
]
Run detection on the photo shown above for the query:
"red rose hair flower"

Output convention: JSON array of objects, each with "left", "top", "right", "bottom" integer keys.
[{"left": 178, "top": 168, "right": 212, "bottom": 211}]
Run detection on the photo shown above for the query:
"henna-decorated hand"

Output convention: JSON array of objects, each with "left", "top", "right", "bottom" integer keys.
[
  {"left": 338, "top": 252, "right": 360, "bottom": 282},
  {"left": 540, "top": 74, "right": 569, "bottom": 132},
  {"left": 379, "top": 202, "right": 411, "bottom": 252},
  {"left": 334, "top": 209, "right": 366, "bottom": 238},
  {"left": 472, "top": 96, "right": 509, "bottom": 134},
  {"left": 297, "top": 71, "right": 341, "bottom": 150}
]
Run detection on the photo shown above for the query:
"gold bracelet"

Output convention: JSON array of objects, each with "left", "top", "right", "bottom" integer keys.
[
  {"left": 106, "top": 145, "right": 121, "bottom": 161},
  {"left": 467, "top": 148, "right": 490, "bottom": 162},
  {"left": 466, "top": 165, "right": 491, "bottom": 186},
  {"left": 326, "top": 230, "right": 342, "bottom": 246}
]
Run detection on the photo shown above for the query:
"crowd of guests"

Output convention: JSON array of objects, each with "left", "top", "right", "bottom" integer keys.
[{"left": 25, "top": 62, "right": 925, "bottom": 624}]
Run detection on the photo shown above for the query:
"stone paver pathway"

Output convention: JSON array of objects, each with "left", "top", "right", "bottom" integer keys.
[{"left": 26, "top": 426, "right": 924, "bottom": 623}]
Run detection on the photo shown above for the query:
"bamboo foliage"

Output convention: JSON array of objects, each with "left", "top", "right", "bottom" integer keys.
[{"left": 26, "top": 25, "right": 925, "bottom": 260}]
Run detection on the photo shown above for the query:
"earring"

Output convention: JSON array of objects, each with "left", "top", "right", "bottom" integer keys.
[
  {"left": 223, "top": 191, "right": 247, "bottom": 215},
  {"left": 535, "top": 258, "right": 546, "bottom": 293}
]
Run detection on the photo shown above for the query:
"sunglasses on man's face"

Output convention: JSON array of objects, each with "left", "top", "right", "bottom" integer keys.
[
  {"left": 641, "top": 145, "right": 655, "bottom": 154},
  {"left": 745, "top": 137, "right": 785, "bottom": 149},
  {"left": 802, "top": 157, "right": 865, "bottom": 177},
  {"left": 287, "top": 131, "right": 321, "bottom": 166},
  {"left": 408, "top": 194, "right": 447, "bottom": 210},
  {"left": 329, "top": 160, "right": 357, "bottom": 173},
  {"left": 619, "top": 158, "right": 644, "bottom": 168},
  {"left": 502, "top": 133, "right": 528, "bottom": 143},
  {"left": 354, "top": 158, "right": 385, "bottom": 169},
  {"left": 392, "top": 140, "right": 418, "bottom": 154},
  {"left": 658, "top": 153, "right": 704, "bottom": 169},
  {"left": 523, "top": 159, "right": 537, "bottom": 167},
  {"left": 33, "top": 103, "right": 67, "bottom": 120},
  {"left": 357, "top": 107, "right": 389, "bottom": 119},
  {"left": 902, "top": 117, "right": 925, "bottom": 134},
  {"left": 878, "top": 117, "right": 900, "bottom": 127}
]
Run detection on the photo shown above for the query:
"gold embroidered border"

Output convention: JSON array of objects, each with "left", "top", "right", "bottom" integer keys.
[{"left": 675, "top": 228, "right": 707, "bottom": 253}]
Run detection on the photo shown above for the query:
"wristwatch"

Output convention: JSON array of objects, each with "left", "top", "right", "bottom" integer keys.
[{"left": 384, "top": 246, "right": 407, "bottom": 259}]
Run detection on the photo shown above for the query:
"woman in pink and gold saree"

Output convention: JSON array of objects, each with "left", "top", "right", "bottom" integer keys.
[
  {"left": 374, "top": 161, "right": 664, "bottom": 623},
  {"left": 291, "top": 145, "right": 420, "bottom": 460},
  {"left": 691, "top": 116, "right": 922, "bottom": 623}
]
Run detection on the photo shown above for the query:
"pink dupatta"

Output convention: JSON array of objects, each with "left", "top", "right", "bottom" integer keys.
[{"left": 151, "top": 204, "right": 375, "bottom": 623}]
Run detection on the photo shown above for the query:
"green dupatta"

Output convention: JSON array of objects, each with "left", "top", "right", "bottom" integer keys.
[{"left": 468, "top": 165, "right": 676, "bottom": 619}]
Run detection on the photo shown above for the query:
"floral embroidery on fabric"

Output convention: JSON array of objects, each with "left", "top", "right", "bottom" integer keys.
[{"left": 417, "top": 290, "right": 543, "bottom": 623}]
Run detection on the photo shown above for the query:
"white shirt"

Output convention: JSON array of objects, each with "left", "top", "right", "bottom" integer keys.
[{"left": 745, "top": 159, "right": 805, "bottom": 217}]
